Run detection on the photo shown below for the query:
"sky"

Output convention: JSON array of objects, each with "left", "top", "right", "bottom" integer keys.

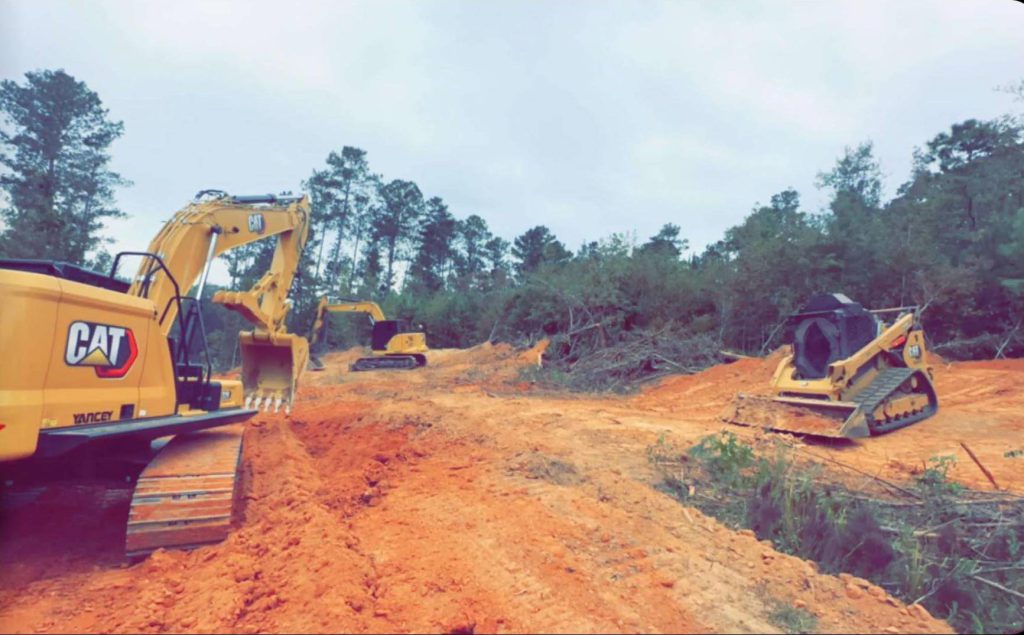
[{"left": 1, "top": 0, "right": 1023, "bottom": 282}]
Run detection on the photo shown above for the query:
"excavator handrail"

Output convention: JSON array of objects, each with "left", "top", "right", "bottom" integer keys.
[
  {"left": 110, "top": 251, "right": 214, "bottom": 382},
  {"left": 110, "top": 250, "right": 183, "bottom": 308},
  {"left": 175, "top": 296, "right": 214, "bottom": 384}
]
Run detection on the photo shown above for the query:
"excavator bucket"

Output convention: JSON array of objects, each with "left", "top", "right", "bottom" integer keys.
[
  {"left": 722, "top": 393, "right": 870, "bottom": 440},
  {"left": 239, "top": 331, "right": 308, "bottom": 413}
]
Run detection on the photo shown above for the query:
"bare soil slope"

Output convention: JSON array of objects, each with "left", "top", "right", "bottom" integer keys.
[{"left": 4, "top": 343, "right": 1019, "bottom": 633}]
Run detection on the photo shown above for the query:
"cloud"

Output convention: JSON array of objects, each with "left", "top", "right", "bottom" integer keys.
[{"left": 1, "top": 0, "right": 1021, "bottom": 277}]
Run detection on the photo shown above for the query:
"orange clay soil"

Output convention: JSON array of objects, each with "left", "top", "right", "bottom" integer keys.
[{"left": 4, "top": 342, "right": 1020, "bottom": 634}]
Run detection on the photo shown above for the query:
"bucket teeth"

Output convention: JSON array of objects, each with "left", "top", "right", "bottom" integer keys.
[{"left": 242, "top": 390, "right": 292, "bottom": 415}]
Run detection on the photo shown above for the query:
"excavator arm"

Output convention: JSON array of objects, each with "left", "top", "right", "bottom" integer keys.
[
  {"left": 125, "top": 190, "right": 311, "bottom": 412},
  {"left": 309, "top": 298, "right": 387, "bottom": 340}
]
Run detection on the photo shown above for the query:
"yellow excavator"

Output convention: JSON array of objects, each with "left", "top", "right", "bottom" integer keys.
[
  {"left": 0, "top": 190, "right": 311, "bottom": 556},
  {"left": 723, "top": 293, "right": 939, "bottom": 439},
  {"left": 307, "top": 297, "right": 428, "bottom": 371}
]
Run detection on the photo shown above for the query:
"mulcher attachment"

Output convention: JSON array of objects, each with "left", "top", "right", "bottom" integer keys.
[{"left": 722, "top": 293, "right": 939, "bottom": 440}]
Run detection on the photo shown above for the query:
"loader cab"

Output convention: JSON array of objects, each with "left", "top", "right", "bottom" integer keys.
[{"left": 787, "top": 293, "right": 879, "bottom": 379}]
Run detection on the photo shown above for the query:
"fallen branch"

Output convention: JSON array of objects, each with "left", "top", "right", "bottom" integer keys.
[
  {"left": 994, "top": 318, "right": 1021, "bottom": 359},
  {"left": 798, "top": 449, "right": 923, "bottom": 500},
  {"left": 969, "top": 575, "right": 1024, "bottom": 601},
  {"left": 720, "top": 349, "right": 754, "bottom": 361},
  {"left": 960, "top": 441, "right": 1002, "bottom": 491}
]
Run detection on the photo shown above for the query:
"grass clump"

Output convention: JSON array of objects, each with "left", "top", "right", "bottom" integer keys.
[
  {"left": 767, "top": 599, "right": 818, "bottom": 634},
  {"left": 646, "top": 431, "right": 1024, "bottom": 635}
]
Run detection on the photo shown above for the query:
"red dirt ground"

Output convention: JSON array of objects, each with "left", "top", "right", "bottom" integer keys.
[{"left": 4, "top": 343, "right": 1020, "bottom": 633}]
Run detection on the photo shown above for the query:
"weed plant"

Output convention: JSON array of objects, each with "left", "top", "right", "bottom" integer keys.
[{"left": 647, "top": 431, "right": 1024, "bottom": 634}]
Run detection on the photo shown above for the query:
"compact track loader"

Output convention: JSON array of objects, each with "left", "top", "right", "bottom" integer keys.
[
  {"left": 722, "top": 293, "right": 938, "bottom": 439},
  {"left": 307, "top": 297, "right": 428, "bottom": 372},
  {"left": 0, "top": 190, "right": 311, "bottom": 557}
]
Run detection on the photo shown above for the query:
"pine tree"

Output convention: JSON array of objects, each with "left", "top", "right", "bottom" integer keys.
[
  {"left": 454, "top": 214, "right": 491, "bottom": 281},
  {"left": 511, "top": 225, "right": 571, "bottom": 277},
  {"left": 376, "top": 179, "right": 424, "bottom": 290},
  {"left": 0, "top": 69, "right": 129, "bottom": 266},
  {"left": 410, "top": 196, "right": 458, "bottom": 291}
]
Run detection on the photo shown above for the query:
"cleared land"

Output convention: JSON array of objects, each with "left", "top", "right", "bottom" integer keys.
[{"left": 2, "top": 343, "right": 1022, "bottom": 633}]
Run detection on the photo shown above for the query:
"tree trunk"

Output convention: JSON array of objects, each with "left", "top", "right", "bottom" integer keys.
[
  {"left": 327, "top": 182, "right": 352, "bottom": 285},
  {"left": 348, "top": 227, "right": 362, "bottom": 294},
  {"left": 385, "top": 237, "right": 397, "bottom": 291}
]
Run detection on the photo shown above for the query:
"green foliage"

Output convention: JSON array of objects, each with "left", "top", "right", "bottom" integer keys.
[
  {"left": 511, "top": 225, "right": 571, "bottom": 277},
  {"left": 0, "top": 69, "right": 128, "bottom": 266},
  {"left": 916, "top": 455, "right": 965, "bottom": 500},
  {"left": 687, "top": 431, "right": 755, "bottom": 489},
  {"left": 649, "top": 433, "right": 1024, "bottom": 635},
  {"left": 766, "top": 599, "right": 818, "bottom": 634}
]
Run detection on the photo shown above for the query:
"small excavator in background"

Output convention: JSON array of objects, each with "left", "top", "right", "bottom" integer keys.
[
  {"left": 723, "top": 293, "right": 939, "bottom": 439},
  {"left": 307, "top": 297, "right": 429, "bottom": 371},
  {"left": 0, "top": 190, "right": 311, "bottom": 557}
]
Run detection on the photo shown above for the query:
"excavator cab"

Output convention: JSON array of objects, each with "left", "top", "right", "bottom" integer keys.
[{"left": 371, "top": 319, "right": 417, "bottom": 351}]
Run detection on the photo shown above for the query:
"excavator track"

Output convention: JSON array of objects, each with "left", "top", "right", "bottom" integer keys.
[
  {"left": 125, "top": 425, "right": 245, "bottom": 558},
  {"left": 350, "top": 355, "right": 421, "bottom": 371}
]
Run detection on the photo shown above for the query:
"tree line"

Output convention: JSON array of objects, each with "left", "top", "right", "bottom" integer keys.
[{"left": 2, "top": 69, "right": 1022, "bottom": 382}]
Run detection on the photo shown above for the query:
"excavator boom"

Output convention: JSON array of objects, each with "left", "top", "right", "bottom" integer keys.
[{"left": 127, "top": 190, "right": 311, "bottom": 412}]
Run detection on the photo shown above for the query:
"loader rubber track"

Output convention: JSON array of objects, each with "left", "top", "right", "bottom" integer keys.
[{"left": 852, "top": 367, "right": 938, "bottom": 435}]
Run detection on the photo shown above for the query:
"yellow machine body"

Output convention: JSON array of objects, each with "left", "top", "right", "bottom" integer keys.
[
  {"left": 0, "top": 191, "right": 312, "bottom": 556},
  {"left": 307, "top": 297, "right": 429, "bottom": 371},
  {"left": 723, "top": 293, "right": 938, "bottom": 439}
]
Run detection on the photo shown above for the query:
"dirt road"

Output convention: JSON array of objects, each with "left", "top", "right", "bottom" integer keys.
[{"left": 3, "top": 343, "right": 1020, "bottom": 633}]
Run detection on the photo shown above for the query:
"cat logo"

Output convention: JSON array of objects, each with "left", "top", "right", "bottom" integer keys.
[
  {"left": 65, "top": 321, "right": 139, "bottom": 379},
  {"left": 248, "top": 213, "right": 266, "bottom": 234}
]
